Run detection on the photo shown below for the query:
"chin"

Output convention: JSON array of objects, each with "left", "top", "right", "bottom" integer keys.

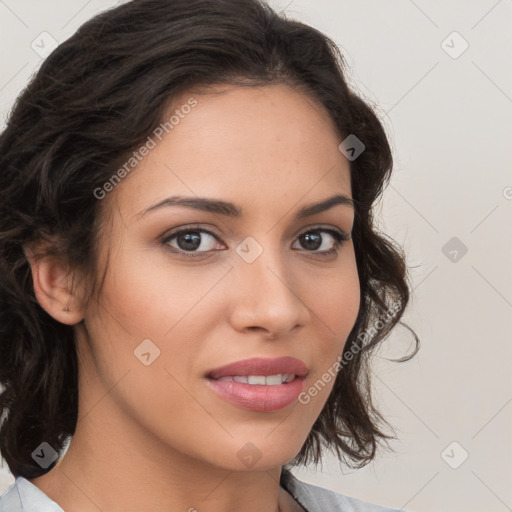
[{"left": 204, "top": 435, "right": 306, "bottom": 473}]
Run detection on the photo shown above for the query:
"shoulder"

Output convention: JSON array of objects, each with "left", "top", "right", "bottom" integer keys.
[
  {"left": 280, "top": 468, "right": 404, "bottom": 512},
  {"left": 0, "top": 476, "right": 63, "bottom": 512}
]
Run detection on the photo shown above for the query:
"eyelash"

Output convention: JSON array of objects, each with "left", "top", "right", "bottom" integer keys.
[{"left": 161, "top": 225, "right": 350, "bottom": 259}]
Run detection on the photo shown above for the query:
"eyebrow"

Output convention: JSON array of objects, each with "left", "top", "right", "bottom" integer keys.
[{"left": 136, "top": 193, "right": 354, "bottom": 219}]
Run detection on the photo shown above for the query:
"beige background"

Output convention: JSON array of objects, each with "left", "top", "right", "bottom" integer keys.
[{"left": 1, "top": 1, "right": 511, "bottom": 511}]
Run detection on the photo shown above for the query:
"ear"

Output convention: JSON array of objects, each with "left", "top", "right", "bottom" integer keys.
[{"left": 24, "top": 245, "right": 85, "bottom": 325}]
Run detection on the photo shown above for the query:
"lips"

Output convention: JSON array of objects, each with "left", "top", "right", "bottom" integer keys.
[
  {"left": 205, "top": 357, "right": 309, "bottom": 412},
  {"left": 206, "top": 356, "right": 308, "bottom": 380}
]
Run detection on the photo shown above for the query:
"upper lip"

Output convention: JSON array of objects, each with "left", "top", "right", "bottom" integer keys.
[{"left": 206, "top": 357, "right": 308, "bottom": 379}]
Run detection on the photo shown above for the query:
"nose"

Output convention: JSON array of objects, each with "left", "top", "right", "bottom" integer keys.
[{"left": 227, "top": 245, "right": 311, "bottom": 340}]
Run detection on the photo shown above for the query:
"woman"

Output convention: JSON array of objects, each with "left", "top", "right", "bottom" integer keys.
[{"left": 0, "top": 0, "right": 419, "bottom": 510}]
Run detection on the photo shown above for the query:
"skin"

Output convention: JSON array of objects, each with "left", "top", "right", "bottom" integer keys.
[{"left": 26, "top": 83, "right": 360, "bottom": 512}]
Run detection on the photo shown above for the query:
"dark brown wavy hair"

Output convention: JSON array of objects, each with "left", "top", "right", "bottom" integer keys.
[{"left": 0, "top": 0, "right": 419, "bottom": 479}]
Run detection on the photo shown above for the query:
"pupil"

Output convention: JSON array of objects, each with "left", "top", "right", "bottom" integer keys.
[
  {"left": 178, "top": 232, "right": 201, "bottom": 251},
  {"left": 301, "top": 232, "right": 321, "bottom": 250}
]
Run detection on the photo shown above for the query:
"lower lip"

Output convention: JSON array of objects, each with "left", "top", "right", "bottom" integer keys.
[{"left": 206, "top": 377, "right": 306, "bottom": 412}]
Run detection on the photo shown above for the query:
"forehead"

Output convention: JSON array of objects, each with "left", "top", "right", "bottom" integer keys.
[{"left": 109, "top": 83, "right": 352, "bottom": 221}]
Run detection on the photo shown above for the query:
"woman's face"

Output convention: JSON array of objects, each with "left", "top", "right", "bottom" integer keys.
[{"left": 79, "top": 83, "right": 360, "bottom": 470}]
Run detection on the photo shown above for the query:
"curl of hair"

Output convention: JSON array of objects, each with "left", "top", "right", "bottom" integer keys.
[{"left": 0, "top": 0, "right": 419, "bottom": 478}]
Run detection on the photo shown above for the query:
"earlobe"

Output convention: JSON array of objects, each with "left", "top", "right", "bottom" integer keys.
[{"left": 24, "top": 246, "right": 84, "bottom": 325}]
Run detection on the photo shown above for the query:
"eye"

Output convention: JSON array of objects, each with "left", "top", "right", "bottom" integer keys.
[
  {"left": 162, "top": 227, "right": 224, "bottom": 257},
  {"left": 292, "top": 227, "right": 350, "bottom": 257},
  {"left": 161, "top": 225, "right": 350, "bottom": 259}
]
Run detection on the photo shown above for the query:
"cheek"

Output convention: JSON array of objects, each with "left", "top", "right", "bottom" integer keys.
[
  {"left": 300, "top": 250, "right": 360, "bottom": 407},
  {"left": 79, "top": 256, "right": 224, "bottom": 437},
  {"left": 85, "top": 247, "right": 238, "bottom": 407},
  {"left": 103, "top": 243, "right": 229, "bottom": 337},
  {"left": 314, "top": 248, "right": 360, "bottom": 345}
]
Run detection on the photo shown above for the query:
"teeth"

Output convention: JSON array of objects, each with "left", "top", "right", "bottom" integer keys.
[
  {"left": 263, "top": 375, "right": 282, "bottom": 385},
  {"left": 248, "top": 375, "right": 266, "bottom": 385},
  {"left": 216, "top": 374, "right": 296, "bottom": 385}
]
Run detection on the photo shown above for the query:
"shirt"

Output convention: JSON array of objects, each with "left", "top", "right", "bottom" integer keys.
[{"left": 0, "top": 468, "right": 403, "bottom": 511}]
